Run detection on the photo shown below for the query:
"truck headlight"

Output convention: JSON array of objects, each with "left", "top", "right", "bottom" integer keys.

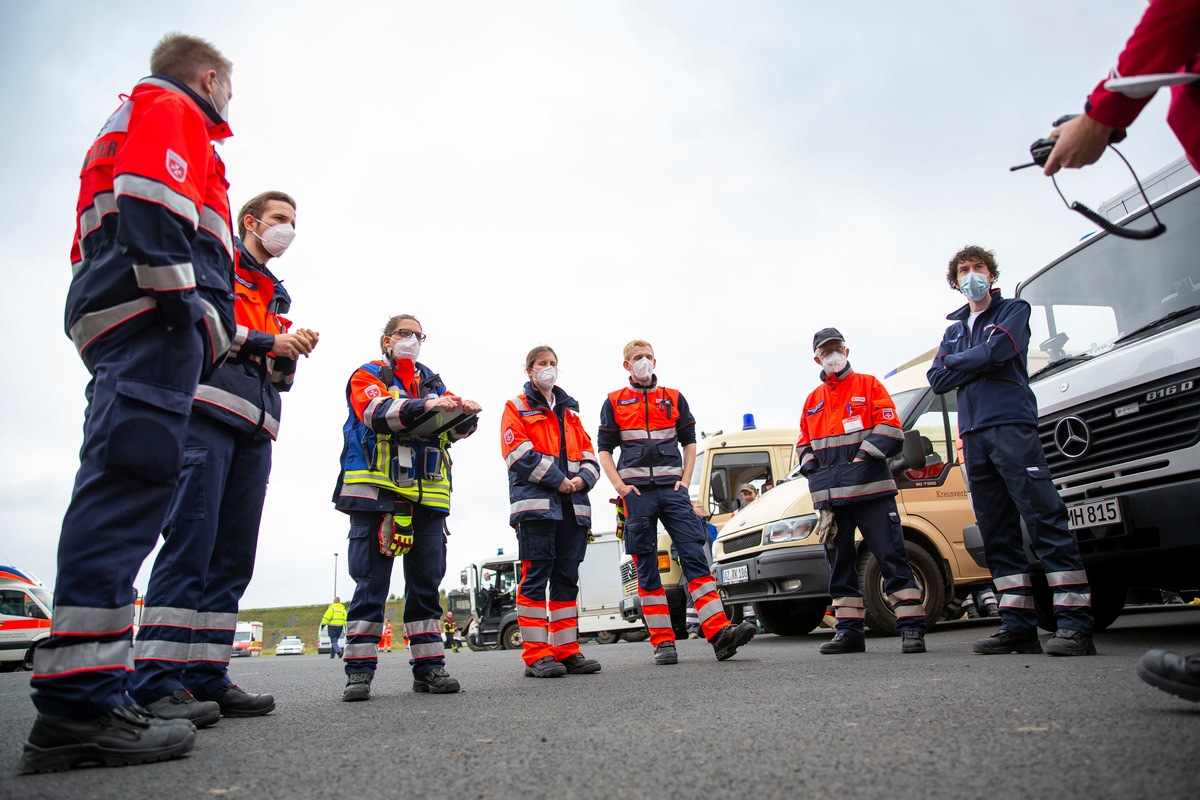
[{"left": 763, "top": 515, "right": 818, "bottom": 544}]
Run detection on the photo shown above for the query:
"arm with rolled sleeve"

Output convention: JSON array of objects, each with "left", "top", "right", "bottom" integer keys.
[{"left": 501, "top": 400, "right": 567, "bottom": 489}]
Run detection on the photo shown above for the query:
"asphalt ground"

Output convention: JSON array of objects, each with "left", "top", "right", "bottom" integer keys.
[{"left": 1, "top": 606, "right": 1198, "bottom": 800}]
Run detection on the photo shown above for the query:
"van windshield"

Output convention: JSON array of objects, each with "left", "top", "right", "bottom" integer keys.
[{"left": 1019, "top": 181, "right": 1200, "bottom": 379}]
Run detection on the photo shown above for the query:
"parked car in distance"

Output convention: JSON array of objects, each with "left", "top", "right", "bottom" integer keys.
[{"left": 275, "top": 635, "right": 305, "bottom": 656}]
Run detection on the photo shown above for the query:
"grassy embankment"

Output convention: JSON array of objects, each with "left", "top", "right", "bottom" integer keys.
[{"left": 241, "top": 601, "right": 407, "bottom": 654}]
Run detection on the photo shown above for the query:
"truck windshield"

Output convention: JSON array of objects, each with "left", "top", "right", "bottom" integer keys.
[
  {"left": 1020, "top": 181, "right": 1200, "bottom": 379},
  {"left": 234, "top": 631, "right": 251, "bottom": 642}
]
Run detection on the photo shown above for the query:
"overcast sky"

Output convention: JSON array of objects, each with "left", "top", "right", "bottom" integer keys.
[{"left": 0, "top": 2, "right": 1185, "bottom": 609}]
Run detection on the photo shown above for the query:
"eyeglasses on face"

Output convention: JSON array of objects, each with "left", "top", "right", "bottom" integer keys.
[{"left": 388, "top": 329, "right": 427, "bottom": 342}]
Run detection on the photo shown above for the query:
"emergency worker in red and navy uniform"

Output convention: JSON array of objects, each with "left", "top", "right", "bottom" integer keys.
[
  {"left": 21, "top": 34, "right": 238, "bottom": 774},
  {"left": 598, "top": 340, "right": 757, "bottom": 666},
  {"left": 797, "top": 328, "right": 927, "bottom": 655},
  {"left": 928, "top": 246, "right": 1094, "bottom": 657},
  {"left": 130, "top": 191, "right": 318, "bottom": 725},
  {"left": 501, "top": 346, "right": 602, "bottom": 678},
  {"left": 333, "top": 314, "right": 481, "bottom": 701}
]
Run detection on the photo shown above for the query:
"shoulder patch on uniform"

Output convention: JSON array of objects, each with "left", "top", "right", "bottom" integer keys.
[
  {"left": 881, "top": 408, "right": 895, "bottom": 420},
  {"left": 364, "top": 385, "right": 380, "bottom": 400},
  {"left": 504, "top": 429, "right": 515, "bottom": 445},
  {"left": 617, "top": 398, "right": 639, "bottom": 406},
  {"left": 166, "top": 149, "right": 188, "bottom": 182}
]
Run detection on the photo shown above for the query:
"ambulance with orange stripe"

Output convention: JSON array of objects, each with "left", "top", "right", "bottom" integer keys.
[{"left": 0, "top": 565, "right": 53, "bottom": 672}]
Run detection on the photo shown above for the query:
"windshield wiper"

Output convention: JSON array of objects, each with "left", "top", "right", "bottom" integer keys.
[
  {"left": 1113, "top": 304, "right": 1200, "bottom": 345},
  {"left": 1028, "top": 353, "right": 1095, "bottom": 381}
]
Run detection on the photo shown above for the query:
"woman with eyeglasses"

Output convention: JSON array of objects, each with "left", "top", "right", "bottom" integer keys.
[
  {"left": 500, "top": 345, "right": 602, "bottom": 678},
  {"left": 332, "top": 313, "right": 481, "bottom": 700}
]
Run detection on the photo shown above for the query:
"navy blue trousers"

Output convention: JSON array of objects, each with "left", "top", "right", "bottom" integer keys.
[
  {"left": 32, "top": 324, "right": 204, "bottom": 718},
  {"left": 344, "top": 506, "right": 447, "bottom": 678},
  {"left": 824, "top": 495, "right": 925, "bottom": 636},
  {"left": 623, "top": 484, "right": 711, "bottom": 591},
  {"left": 131, "top": 412, "right": 272, "bottom": 703},
  {"left": 516, "top": 510, "right": 588, "bottom": 603},
  {"left": 964, "top": 425, "right": 1092, "bottom": 634}
]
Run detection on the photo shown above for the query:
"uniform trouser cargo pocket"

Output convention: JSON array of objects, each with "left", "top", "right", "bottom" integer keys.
[{"left": 104, "top": 379, "right": 194, "bottom": 484}]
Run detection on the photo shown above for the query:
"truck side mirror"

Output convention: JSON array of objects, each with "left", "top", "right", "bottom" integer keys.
[
  {"left": 888, "top": 429, "right": 928, "bottom": 474},
  {"left": 710, "top": 472, "right": 728, "bottom": 507}
]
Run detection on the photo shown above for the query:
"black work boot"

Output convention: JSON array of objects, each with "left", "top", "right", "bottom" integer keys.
[
  {"left": 18, "top": 705, "right": 195, "bottom": 774},
  {"left": 561, "top": 653, "right": 601, "bottom": 674},
  {"left": 413, "top": 667, "right": 461, "bottom": 694},
  {"left": 523, "top": 656, "right": 567, "bottom": 678},
  {"left": 144, "top": 690, "right": 221, "bottom": 728},
  {"left": 901, "top": 630, "right": 927, "bottom": 654},
  {"left": 819, "top": 632, "right": 866, "bottom": 655},
  {"left": 653, "top": 642, "right": 678, "bottom": 665},
  {"left": 971, "top": 629, "right": 1042, "bottom": 655},
  {"left": 711, "top": 621, "right": 757, "bottom": 661},
  {"left": 342, "top": 672, "right": 372, "bottom": 701},
  {"left": 1043, "top": 628, "right": 1097, "bottom": 657},
  {"left": 194, "top": 683, "right": 275, "bottom": 716},
  {"left": 1137, "top": 649, "right": 1200, "bottom": 702}
]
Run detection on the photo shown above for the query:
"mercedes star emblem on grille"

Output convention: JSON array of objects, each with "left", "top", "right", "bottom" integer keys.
[{"left": 1054, "top": 416, "right": 1091, "bottom": 459}]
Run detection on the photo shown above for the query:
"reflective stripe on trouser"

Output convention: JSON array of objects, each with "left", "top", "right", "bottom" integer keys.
[
  {"left": 688, "top": 576, "right": 730, "bottom": 641},
  {"left": 964, "top": 426, "right": 1093, "bottom": 634},
  {"left": 625, "top": 483, "right": 729, "bottom": 647},
  {"left": 824, "top": 496, "right": 925, "bottom": 635},
  {"left": 32, "top": 325, "right": 205, "bottom": 719},
  {"left": 515, "top": 515, "right": 587, "bottom": 664},
  {"left": 131, "top": 413, "right": 272, "bottom": 702},
  {"left": 344, "top": 506, "right": 448, "bottom": 678}
]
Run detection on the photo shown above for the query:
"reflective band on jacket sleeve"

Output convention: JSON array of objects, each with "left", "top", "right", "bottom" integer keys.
[
  {"left": 530, "top": 455, "right": 555, "bottom": 483},
  {"left": 505, "top": 441, "right": 534, "bottom": 467},
  {"left": 35, "top": 640, "right": 133, "bottom": 678},
  {"left": 69, "top": 296, "right": 158, "bottom": 353},
  {"left": 113, "top": 173, "right": 199, "bottom": 227},
  {"left": 52, "top": 604, "right": 135, "bottom": 636},
  {"left": 195, "top": 384, "right": 280, "bottom": 438},
  {"left": 1053, "top": 592, "right": 1092, "bottom": 607},
  {"left": 199, "top": 204, "right": 234, "bottom": 261},
  {"left": 133, "top": 261, "right": 196, "bottom": 292},
  {"left": 859, "top": 440, "right": 886, "bottom": 459},
  {"left": 201, "top": 297, "right": 231, "bottom": 360},
  {"left": 1046, "top": 570, "right": 1088, "bottom": 587},
  {"left": 78, "top": 191, "right": 117, "bottom": 242}
]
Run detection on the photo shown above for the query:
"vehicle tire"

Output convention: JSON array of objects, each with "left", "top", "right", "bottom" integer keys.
[
  {"left": 726, "top": 603, "right": 744, "bottom": 625},
  {"left": 859, "top": 540, "right": 946, "bottom": 637},
  {"left": 752, "top": 599, "right": 826, "bottom": 636},
  {"left": 621, "top": 630, "right": 649, "bottom": 643},
  {"left": 501, "top": 623, "right": 521, "bottom": 651},
  {"left": 22, "top": 642, "right": 38, "bottom": 672},
  {"left": 1032, "top": 573, "right": 1125, "bottom": 632},
  {"left": 593, "top": 630, "right": 620, "bottom": 645}
]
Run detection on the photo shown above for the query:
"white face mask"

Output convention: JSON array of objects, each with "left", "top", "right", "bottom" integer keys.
[
  {"left": 533, "top": 366, "right": 558, "bottom": 391},
  {"left": 631, "top": 357, "right": 654, "bottom": 383},
  {"left": 820, "top": 351, "right": 848, "bottom": 375},
  {"left": 254, "top": 220, "right": 295, "bottom": 257},
  {"left": 208, "top": 78, "right": 231, "bottom": 123},
  {"left": 391, "top": 336, "right": 421, "bottom": 361}
]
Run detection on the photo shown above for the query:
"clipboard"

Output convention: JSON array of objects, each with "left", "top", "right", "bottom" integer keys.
[
  {"left": 400, "top": 407, "right": 478, "bottom": 440},
  {"left": 1104, "top": 72, "right": 1200, "bottom": 99}
]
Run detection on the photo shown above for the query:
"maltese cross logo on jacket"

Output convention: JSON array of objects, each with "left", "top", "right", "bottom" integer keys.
[{"left": 165, "top": 149, "right": 188, "bottom": 182}]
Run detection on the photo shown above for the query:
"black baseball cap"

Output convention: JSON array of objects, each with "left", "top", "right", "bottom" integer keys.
[{"left": 812, "top": 327, "right": 845, "bottom": 351}]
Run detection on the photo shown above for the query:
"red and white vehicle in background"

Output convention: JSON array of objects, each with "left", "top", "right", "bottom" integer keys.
[
  {"left": 0, "top": 565, "right": 53, "bottom": 672},
  {"left": 231, "top": 621, "right": 264, "bottom": 657}
]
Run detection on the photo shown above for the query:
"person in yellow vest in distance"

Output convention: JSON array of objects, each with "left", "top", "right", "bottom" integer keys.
[
  {"left": 321, "top": 597, "right": 348, "bottom": 659},
  {"left": 442, "top": 614, "right": 461, "bottom": 653}
]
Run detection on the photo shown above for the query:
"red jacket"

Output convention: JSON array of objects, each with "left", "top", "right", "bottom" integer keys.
[
  {"left": 796, "top": 366, "right": 904, "bottom": 508},
  {"left": 501, "top": 384, "right": 599, "bottom": 526},
  {"left": 1085, "top": 0, "right": 1200, "bottom": 169},
  {"left": 597, "top": 380, "right": 696, "bottom": 486},
  {"left": 68, "top": 75, "right": 235, "bottom": 374}
]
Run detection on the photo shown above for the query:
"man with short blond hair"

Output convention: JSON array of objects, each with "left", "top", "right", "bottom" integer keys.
[
  {"left": 598, "top": 340, "right": 756, "bottom": 666},
  {"left": 21, "top": 32, "right": 238, "bottom": 774}
]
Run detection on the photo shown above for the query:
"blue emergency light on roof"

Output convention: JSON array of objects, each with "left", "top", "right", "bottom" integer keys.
[
  {"left": 497, "top": 548, "right": 504, "bottom": 556},
  {"left": 742, "top": 413, "right": 756, "bottom": 430}
]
